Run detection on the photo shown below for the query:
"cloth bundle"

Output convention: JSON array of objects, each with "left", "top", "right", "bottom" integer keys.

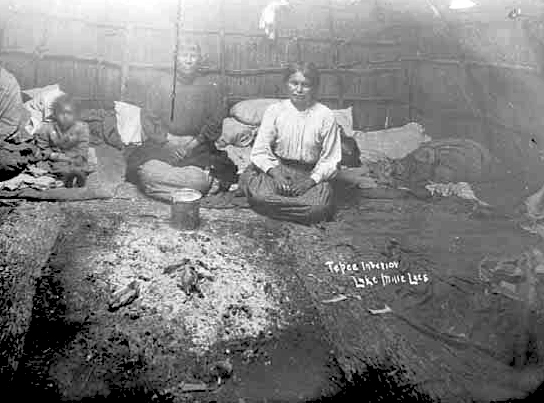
[{"left": 217, "top": 98, "right": 357, "bottom": 174}]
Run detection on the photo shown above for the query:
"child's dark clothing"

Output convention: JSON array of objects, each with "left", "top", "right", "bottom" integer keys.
[{"left": 34, "top": 121, "right": 90, "bottom": 187}]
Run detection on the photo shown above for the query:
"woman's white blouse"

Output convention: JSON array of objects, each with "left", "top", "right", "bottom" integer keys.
[{"left": 250, "top": 99, "right": 342, "bottom": 183}]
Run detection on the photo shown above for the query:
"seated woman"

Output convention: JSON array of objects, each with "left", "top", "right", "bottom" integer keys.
[
  {"left": 239, "top": 62, "right": 342, "bottom": 225},
  {"left": 34, "top": 94, "right": 90, "bottom": 188}
]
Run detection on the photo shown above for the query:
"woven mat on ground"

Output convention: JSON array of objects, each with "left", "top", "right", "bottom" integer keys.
[{"left": 276, "top": 196, "right": 544, "bottom": 402}]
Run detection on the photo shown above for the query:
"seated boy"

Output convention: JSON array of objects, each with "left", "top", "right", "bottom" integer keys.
[{"left": 34, "top": 94, "right": 90, "bottom": 187}]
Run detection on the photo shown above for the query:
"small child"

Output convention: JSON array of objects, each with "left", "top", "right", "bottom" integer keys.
[{"left": 34, "top": 94, "right": 90, "bottom": 187}]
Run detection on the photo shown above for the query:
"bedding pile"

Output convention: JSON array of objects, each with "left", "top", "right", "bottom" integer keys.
[
  {"left": 353, "top": 138, "right": 497, "bottom": 205},
  {"left": 217, "top": 98, "right": 356, "bottom": 173}
]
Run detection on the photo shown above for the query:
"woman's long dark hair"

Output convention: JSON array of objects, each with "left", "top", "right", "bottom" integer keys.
[{"left": 282, "top": 62, "right": 320, "bottom": 89}]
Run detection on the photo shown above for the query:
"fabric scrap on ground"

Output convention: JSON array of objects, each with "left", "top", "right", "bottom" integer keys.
[
  {"left": 478, "top": 248, "right": 544, "bottom": 303},
  {"left": 525, "top": 184, "right": 544, "bottom": 221},
  {"left": 425, "top": 182, "right": 490, "bottom": 206}
]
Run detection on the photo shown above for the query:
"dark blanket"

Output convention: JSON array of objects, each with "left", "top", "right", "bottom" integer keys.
[
  {"left": 0, "top": 140, "right": 39, "bottom": 182},
  {"left": 81, "top": 107, "right": 169, "bottom": 151},
  {"left": 80, "top": 108, "right": 124, "bottom": 150}
]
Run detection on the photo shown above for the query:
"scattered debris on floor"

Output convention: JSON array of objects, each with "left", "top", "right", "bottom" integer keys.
[
  {"left": 321, "top": 294, "right": 348, "bottom": 304},
  {"left": 368, "top": 305, "right": 393, "bottom": 315},
  {"left": 108, "top": 280, "right": 140, "bottom": 311},
  {"left": 208, "top": 358, "right": 233, "bottom": 385}
]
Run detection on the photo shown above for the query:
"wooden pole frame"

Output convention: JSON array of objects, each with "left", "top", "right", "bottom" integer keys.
[
  {"left": 170, "top": 0, "right": 184, "bottom": 122},
  {"left": 218, "top": 0, "right": 227, "bottom": 112},
  {"left": 328, "top": 0, "right": 344, "bottom": 110}
]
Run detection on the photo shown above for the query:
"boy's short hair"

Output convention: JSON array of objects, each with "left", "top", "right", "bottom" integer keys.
[{"left": 52, "top": 94, "right": 78, "bottom": 116}]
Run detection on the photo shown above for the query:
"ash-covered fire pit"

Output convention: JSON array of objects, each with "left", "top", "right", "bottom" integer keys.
[{"left": 84, "top": 220, "right": 287, "bottom": 354}]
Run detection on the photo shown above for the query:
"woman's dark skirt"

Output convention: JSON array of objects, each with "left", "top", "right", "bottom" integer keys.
[{"left": 239, "top": 161, "right": 335, "bottom": 225}]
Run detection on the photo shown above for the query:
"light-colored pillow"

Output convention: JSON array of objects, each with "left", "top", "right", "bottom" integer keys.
[
  {"left": 333, "top": 106, "right": 353, "bottom": 137},
  {"left": 114, "top": 101, "right": 143, "bottom": 145},
  {"left": 230, "top": 98, "right": 281, "bottom": 126},
  {"left": 216, "top": 117, "right": 258, "bottom": 148},
  {"left": 22, "top": 84, "right": 65, "bottom": 121},
  {"left": 353, "top": 122, "right": 431, "bottom": 162}
]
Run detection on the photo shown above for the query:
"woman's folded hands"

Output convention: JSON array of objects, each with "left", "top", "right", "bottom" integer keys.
[
  {"left": 290, "top": 177, "right": 315, "bottom": 196},
  {"left": 268, "top": 166, "right": 315, "bottom": 196}
]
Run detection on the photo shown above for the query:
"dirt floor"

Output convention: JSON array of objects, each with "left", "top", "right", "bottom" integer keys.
[
  {"left": 10, "top": 198, "right": 346, "bottom": 403},
  {"left": 6, "top": 178, "right": 544, "bottom": 402}
]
